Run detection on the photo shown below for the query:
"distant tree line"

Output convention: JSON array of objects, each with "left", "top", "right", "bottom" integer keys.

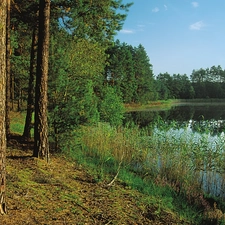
[
  {"left": 105, "top": 40, "right": 155, "bottom": 103},
  {"left": 104, "top": 41, "right": 225, "bottom": 100},
  {"left": 156, "top": 65, "right": 225, "bottom": 99}
]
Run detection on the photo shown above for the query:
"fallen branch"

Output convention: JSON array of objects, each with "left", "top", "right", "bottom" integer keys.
[{"left": 106, "top": 151, "right": 124, "bottom": 187}]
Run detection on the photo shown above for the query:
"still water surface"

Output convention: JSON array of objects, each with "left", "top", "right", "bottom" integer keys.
[
  {"left": 124, "top": 102, "right": 225, "bottom": 198},
  {"left": 124, "top": 102, "right": 225, "bottom": 133}
]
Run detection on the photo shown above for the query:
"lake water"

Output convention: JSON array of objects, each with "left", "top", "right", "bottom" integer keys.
[
  {"left": 124, "top": 102, "right": 225, "bottom": 198},
  {"left": 124, "top": 102, "right": 225, "bottom": 133}
]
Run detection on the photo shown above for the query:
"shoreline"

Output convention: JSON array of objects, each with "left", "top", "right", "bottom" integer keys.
[{"left": 125, "top": 99, "right": 225, "bottom": 112}]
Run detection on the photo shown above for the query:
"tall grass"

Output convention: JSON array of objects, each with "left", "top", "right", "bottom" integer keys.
[
  {"left": 60, "top": 123, "right": 203, "bottom": 223},
  {"left": 64, "top": 121, "right": 225, "bottom": 223},
  {"left": 79, "top": 123, "right": 201, "bottom": 195}
]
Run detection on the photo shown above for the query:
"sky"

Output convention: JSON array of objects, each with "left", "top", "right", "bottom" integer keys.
[{"left": 116, "top": 0, "right": 225, "bottom": 77}]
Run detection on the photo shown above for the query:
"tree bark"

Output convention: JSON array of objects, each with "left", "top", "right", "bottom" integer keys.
[
  {"left": 6, "top": 0, "right": 11, "bottom": 139},
  {"left": 23, "top": 25, "right": 38, "bottom": 140},
  {"left": 10, "top": 72, "right": 14, "bottom": 110},
  {"left": 34, "top": 0, "right": 50, "bottom": 161},
  {"left": 0, "top": 0, "right": 7, "bottom": 215}
]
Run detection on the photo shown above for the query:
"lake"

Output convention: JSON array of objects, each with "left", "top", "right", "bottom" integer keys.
[
  {"left": 124, "top": 102, "right": 225, "bottom": 198},
  {"left": 124, "top": 102, "right": 225, "bottom": 134}
]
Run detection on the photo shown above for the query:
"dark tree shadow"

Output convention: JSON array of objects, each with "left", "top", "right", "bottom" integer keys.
[{"left": 7, "top": 133, "right": 34, "bottom": 154}]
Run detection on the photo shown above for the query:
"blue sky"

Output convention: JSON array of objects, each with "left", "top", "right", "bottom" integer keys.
[{"left": 116, "top": 0, "right": 225, "bottom": 77}]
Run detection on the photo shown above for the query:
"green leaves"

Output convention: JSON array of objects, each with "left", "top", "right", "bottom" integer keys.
[
  {"left": 55, "top": 0, "right": 133, "bottom": 43},
  {"left": 99, "top": 86, "right": 124, "bottom": 126},
  {"left": 48, "top": 33, "right": 108, "bottom": 148},
  {"left": 68, "top": 38, "right": 106, "bottom": 78},
  {"left": 105, "top": 41, "right": 155, "bottom": 104}
]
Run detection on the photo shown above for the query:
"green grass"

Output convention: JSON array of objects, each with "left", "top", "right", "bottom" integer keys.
[
  {"left": 10, "top": 111, "right": 26, "bottom": 135},
  {"left": 63, "top": 139, "right": 204, "bottom": 224},
  {"left": 10, "top": 111, "right": 34, "bottom": 136}
]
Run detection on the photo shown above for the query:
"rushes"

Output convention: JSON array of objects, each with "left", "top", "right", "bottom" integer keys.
[
  {"left": 80, "top": 123, "right": 148, "bottom": 166},
  {"left": 79, "top": 121, "right": 225, "bottom": 201},
  {"left": 60, "top": 121, "right": 225, "bottom": 223}
]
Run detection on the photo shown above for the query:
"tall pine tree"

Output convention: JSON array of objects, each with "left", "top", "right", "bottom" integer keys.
[
  {"left": 34, "top": 0, "right": 50, "bottom": 161},
  {"left": 0, "top": 0, "right": 7, "bottom": 215}
]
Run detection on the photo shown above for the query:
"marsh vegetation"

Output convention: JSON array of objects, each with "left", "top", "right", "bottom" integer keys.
[{"left": 71, "top": 102, "right": 225, "bottom": 223}]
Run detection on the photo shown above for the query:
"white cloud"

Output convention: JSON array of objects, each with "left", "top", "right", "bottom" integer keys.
[
  {"left": 191, "top": 2, "right": 199, "bottom": 8},
  {"left": 119, "top": 29, "right": 134, "bottom": 34},
  {"left": 164, "top": 5, "right": 168, "bottom": 11},
  {"left": 189, "top": 21, "right": 205, "bottom": 30},
  {"left": 152, "top": 7, "right": 159, "bottom": 13}
]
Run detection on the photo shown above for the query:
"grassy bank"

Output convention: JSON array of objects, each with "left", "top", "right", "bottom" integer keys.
[
  {"left": 60, "top": 123, "right": 225, "bottom": 224},
  {"left": 8, "top": 111, "right": 225, "bottom": 224},
  {"left": 125, "top": 98, "right": 225, "bottom": 112},
  {"left": 125, "top": 99, "right": 180, "bottom": 112}
]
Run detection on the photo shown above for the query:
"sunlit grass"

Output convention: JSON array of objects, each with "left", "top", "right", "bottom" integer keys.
[
  {"left": 10, "top": 111, "right": 26, "bottom": 135},
  {"left": 10, "top": 111, "right": 34, "bottom": 136},
  {"left": 125, "top": 99, "right": 177, "bottom": 112}
]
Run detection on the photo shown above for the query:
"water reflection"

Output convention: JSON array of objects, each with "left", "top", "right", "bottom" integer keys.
[
  {"left": 124, "top": 103, "right": 225, "bottom": 198},
  {"left": 124, "top": 103, "right": 225, "bottom": 135}
]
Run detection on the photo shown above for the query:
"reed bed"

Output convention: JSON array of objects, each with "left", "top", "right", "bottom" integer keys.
[{"left": 79, "top": 122, "right": 225, "bottom": 201}]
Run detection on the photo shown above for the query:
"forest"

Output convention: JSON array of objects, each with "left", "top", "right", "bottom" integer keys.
[
  {"left": 1, "top": 0, "right": 225, "bottom": 223},
  {"left": 5, "top": 1, "right": 225, "bottom": 139}
]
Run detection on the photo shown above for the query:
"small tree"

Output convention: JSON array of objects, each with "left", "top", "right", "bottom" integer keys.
[
  {"left": 48, "top": 35, "right": 106, "bottom": 151},
  {"left": 99, "top": 86, "right": 125, "bottom": 126}
]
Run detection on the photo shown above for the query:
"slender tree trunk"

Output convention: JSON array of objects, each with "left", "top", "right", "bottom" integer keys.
[
  {"left": 6, "top": 0, "right": 10, "bottom": 139},
  {"left": 34, "top": 0, "right": 50, "bottom": 161},
  {"left": 17, "top": 83, "right": 21, "bottom": 112},
  {"left": 0, "top": 0, "right": 7, "bottom": 215},
  {"left": 23, "top": 25, "right": 38, "bottom": 140},
  {"left": 10, "top": 72, "right": 14, "bottom": 110}
]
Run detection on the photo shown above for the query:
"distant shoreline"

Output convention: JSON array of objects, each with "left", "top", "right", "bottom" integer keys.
[{"left": 125, "top": 99, "right": 225, "bottom": 112}]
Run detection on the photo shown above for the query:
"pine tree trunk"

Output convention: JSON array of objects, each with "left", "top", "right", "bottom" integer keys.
[
  {"left": 17, "top": 84, "right": 21, "bottom": 112},
  {"left": 6, "top": 0, "right": 11, "bottom": 139},
  {"left": 34, "top": 0, "right": 50, "bottom": 161},
  {"left": 23, "top": 25, "right": 38, "bottom": 140},
  {"left": 0, "top": 0, "right": 7, "bottom": 215},
  {"left": 10, "top": 72, "right": 14, "bottom": 110}
]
